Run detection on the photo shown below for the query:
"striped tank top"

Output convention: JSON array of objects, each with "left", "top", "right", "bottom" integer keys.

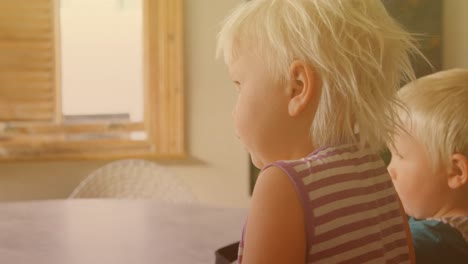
[{"left": 238, "top": 144, "right": 413, "bottom": 263}]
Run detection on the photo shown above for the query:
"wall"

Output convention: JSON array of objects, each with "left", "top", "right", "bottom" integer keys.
[
  {"left": 443, "top": 0, "right": 468, "bottom": 68},
  {"left": 0, "top": 0, "right": 251, "bottom": 207}
]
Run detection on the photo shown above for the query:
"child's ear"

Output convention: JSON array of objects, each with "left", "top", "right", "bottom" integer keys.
[
  {"left": 287, "top": 60, "right": 316, "bottom": 117},
  {"left": 447, "top": 153, "right": 468, "bottom": 189}
]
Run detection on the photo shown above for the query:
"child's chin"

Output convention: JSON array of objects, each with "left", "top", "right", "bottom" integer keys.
[
  {"left": 408, "top": 211, "right": 425, "bottom": 220},
  {"left": 250, "top": 156, "right": 263, "bottom": 169}
]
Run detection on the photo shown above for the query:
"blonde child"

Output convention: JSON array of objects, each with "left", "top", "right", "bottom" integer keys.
[
  {"left": 217, "top": 0, "right": 421, "bottom": 263},
  {"left": 388, "top": 69, "right": 468, "bottom": 263}
]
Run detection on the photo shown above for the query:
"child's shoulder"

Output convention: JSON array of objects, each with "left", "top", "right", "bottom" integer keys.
[{"left": 245, "top": 166, "right": 307, "bottom": 262}]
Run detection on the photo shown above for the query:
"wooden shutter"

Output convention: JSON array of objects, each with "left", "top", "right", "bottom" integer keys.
[{"left": 0, "top": 0, "right": 58, "bottom": 121}]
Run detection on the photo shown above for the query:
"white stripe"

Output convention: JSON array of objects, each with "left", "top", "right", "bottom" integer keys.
[
  {"left": 311, "top": 236, "right": 382, "bottom": 264},
  {"left": 315, "top": 201, "right": 400, "bottom": 235},
  {"left": 294, "top": 148, "right": 374, "bottom": 172},
  {"left": 311, "top": 231, "right": 408, "bottom": 264},
  {"left": 308, "top": 172, "right": 390, "bottom": 202},
  {"left": 302, "top": 160, "right": 384, "bottom": 185},
  {"left": 312, "top": 180, "right": 396, "bottom": 217},
  {"left": 310, "top": 216, "right": 404, "bottom": 254}
]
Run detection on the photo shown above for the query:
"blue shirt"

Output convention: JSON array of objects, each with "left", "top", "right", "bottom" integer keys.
[{"left": 410, "top": 217, "right": 468, "bottom": 264}]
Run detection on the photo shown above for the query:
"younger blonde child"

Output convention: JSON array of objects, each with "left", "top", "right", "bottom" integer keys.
[
  {"left": 217, "top": 0, "right": 422, "bottom": 263},
  {"left": 388, "top": 69, "right": 468, "bottom": 263}
]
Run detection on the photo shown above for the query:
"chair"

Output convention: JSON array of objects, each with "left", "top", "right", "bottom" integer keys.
[{"left": 69, "top": 159, "right": 196, "bottom": 203}]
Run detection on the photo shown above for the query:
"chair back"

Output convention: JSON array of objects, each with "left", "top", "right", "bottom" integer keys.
[{"left": 69, "top": 159, "right": 196, "bottom": 203}]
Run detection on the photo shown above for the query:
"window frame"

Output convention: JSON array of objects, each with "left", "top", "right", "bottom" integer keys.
[{"left": 0, "top": 0, "right": 185, "bottom": 161}]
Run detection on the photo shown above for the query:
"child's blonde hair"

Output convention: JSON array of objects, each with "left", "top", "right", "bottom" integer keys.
[
  {"left": 398, "top": 68, "right": 468, "bottom": 171},
  {"left": 217, "top": 0, "right": 421, "bottom": 149}
]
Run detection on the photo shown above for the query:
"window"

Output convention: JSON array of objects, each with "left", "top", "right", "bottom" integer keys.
[{"left": 0, "top": 0, "right": 185, "bottom": 161}]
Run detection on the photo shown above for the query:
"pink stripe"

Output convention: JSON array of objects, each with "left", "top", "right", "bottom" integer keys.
[
  {"left": 339, "top": 240, "right": 410, "bottom": 264},
  {"left": 314, "top": 193, "right": 398, "bottom": 226},
  {"left": 307, "top": 145, "right": 361, "bottom": 161},
  {"left": 305, "top": 166, "right": 389, "bottom": 192},
  {"left": 271, "top": 145, "right": 362, "bottom": 169},
  {"left": 314, "top": 208, "right": 402, "bottom": 243},
  {"left": 310, "top": 179, "right": 394, "bottom": 207},
  {"left": 271, "top": 144, "right": 357, "bottom": 168},
  {"left": 384, "top": 238, "right": 409, "bottom": 252},
  {"left": 387, "top": 252, "right": 410, "bottom": 264},
  {"left": 297, "top": 153, "right": 381, "bottom": 178},
  {"left": 274, "top": 159, "right": 306, "bottom": 168},
  {"left": 337, "top": 249, "right": 384, "bottom": 264},
  {"left": 310, "top": 223, "right": 407, "bottom": 260}
]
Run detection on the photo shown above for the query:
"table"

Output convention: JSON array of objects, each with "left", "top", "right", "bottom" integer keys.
[{"left": 0, "top": 199, "right": 247, "bottom": 264}]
